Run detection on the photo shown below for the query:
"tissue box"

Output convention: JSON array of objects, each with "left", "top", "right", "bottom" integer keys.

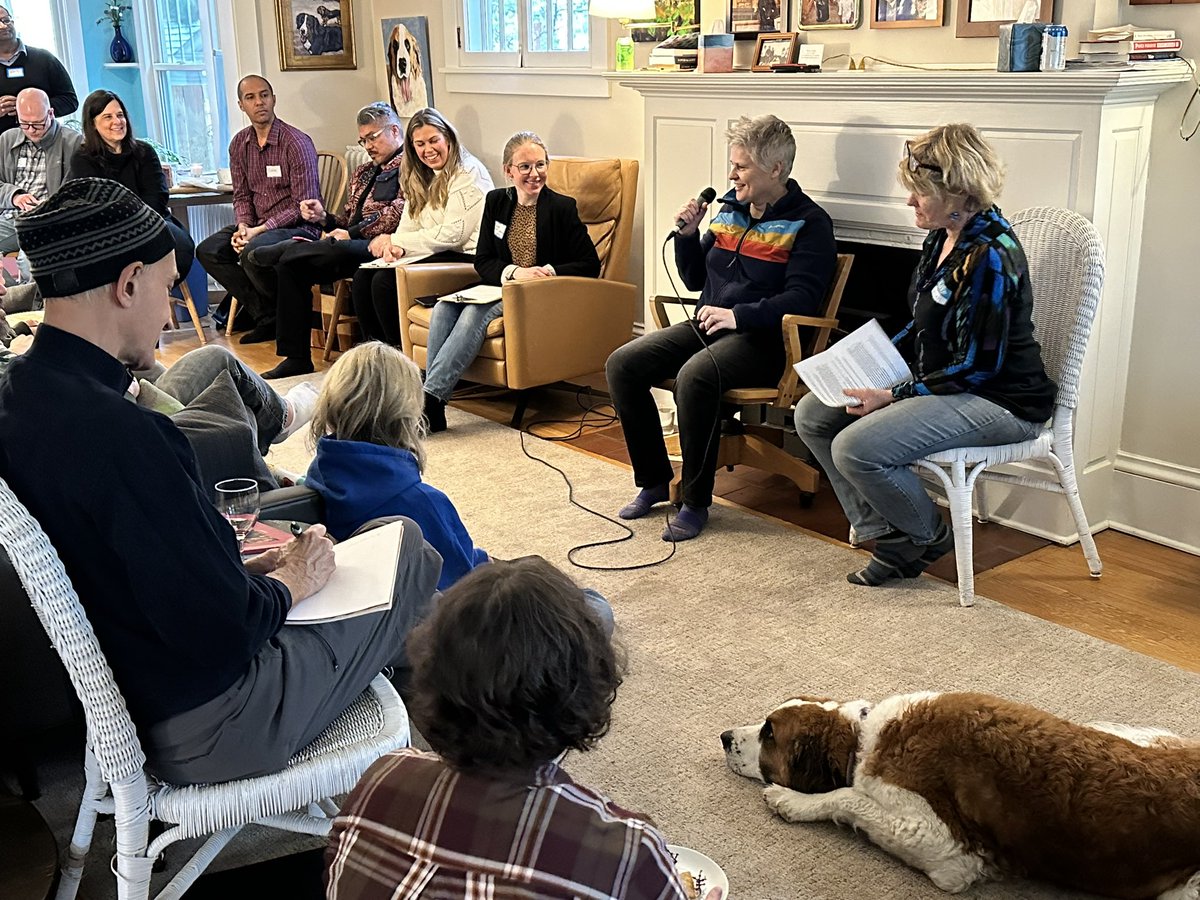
[
  {"left": 998, "top": 22, "right": 1047, "bottom": 72},
  {"left": 700, "top": 34, "right": 734, "bottom": 73}
]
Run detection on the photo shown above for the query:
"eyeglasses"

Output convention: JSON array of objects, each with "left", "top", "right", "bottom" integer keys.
[
  {"left": 357, "top": 127, "right": 386, "bottom": 147},
  {"left": 18, "top": 115, "right": 49, "bottom": 134},
  {"left": 514, "top": 160, "right": 548, "bottom": 176},
  {"left": 0, "top": 17, "right": 13, "bottom": 26},
  {"left": 904, "top": 141, "right": 943, "bottom": 180}
]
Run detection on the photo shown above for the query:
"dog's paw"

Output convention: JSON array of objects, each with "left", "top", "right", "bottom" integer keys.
[{"left": 763, "top": 784, "right": 822, "bottom": 823}]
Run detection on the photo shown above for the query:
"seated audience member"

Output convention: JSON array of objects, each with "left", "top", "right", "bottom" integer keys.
[
  {"left": 606, "top": 114, "right": 836, "bottom": 542},
  {"left": 197, "top": 75, "right": 320, "bottom": 342},
  {"left": 794, "top": 124, "right": 1055, "bottom": 586},
  {"left": 250, "top": 102, "right": 406, "bottom": 380},
  {"left": 0, "top": 7, "right": 78, "bottom": 134},
  {"left": 69, "top": 89, "right": 194, "bottom": 283},
  {"left": 420, "top": 131, "right": 600, "bottom": 433},
  {"left": 0, "top": 179, "right": 442, "bottom": 785},
  {"left": 351, "top": 108, "right": 492, "bottom": 349},
  {"left": 0, "top": 88, "right": 83, "bottom": 277},
  {"left": 326, "top": 557, "right": 687, "bottom": 900}
]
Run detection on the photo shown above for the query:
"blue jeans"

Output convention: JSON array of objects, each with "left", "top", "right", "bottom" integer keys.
[
  {"left": 423, "top": 299, "right": 504, "bottom": 401},
  {"left": 793, "top": 391, "right": 1042, "bottom": 544}
]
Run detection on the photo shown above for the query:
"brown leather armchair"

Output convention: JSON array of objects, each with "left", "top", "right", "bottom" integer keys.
[{"left": 397, "top": 156, "right": 640, "bottom": 426}]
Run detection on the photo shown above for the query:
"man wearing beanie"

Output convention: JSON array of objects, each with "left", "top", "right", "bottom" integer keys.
[{"left": 0, "top": 178, "right": 442, "bottom": 785}]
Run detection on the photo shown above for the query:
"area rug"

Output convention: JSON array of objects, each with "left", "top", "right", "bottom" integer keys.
[{"left": 267, "top": 406, "right": 1200, "bottom": 900}]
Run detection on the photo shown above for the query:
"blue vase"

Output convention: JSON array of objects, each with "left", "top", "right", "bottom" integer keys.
[{"left": 109, "top": 24, "right": 133, "bottom": 63}]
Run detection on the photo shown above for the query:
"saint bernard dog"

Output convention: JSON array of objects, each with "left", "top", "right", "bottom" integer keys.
[
  {"left": 722, "top": 692, "right": 1200, "bottom": 898},
  {"left": 386, "top": 23, "right": 430, "bottom": 118}
]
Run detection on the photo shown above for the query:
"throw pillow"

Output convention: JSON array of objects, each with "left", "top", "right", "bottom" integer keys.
[
  {"left": 170, "top": 370, "right": 278, "bottom": 492},
  {"left": 136, "top": 378, "right": 186, "bottom": 416}
]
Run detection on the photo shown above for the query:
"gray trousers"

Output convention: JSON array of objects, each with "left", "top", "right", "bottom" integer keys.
[{"left": 144, "top": 516, "right": 443, "bottom": 785}]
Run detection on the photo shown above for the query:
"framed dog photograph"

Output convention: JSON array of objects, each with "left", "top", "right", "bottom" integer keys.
[
  {"left": 870, "top": 0, "right": 944, "bottom": 28},
  {"left": 381, "top": 17, "right": 434, "bottom": 118},
  {"left": 799, "top": 0, "right": 861, "bottom": 28},
  {"left": 752, "top": 32, "right": 798, "bottom": 69},
  {"left": 276, "top": 0, "right": 356, "bottom": 70}
]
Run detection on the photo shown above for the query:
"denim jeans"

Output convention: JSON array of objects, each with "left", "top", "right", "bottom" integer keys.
[
  {"left": 154, "top": 345, "right": 288, "bottom": 454},
  {"left": 423, "top": 299, "right": 504, "bottom": 401},
  {"left": 793, "top": 391, "right": 1042, "bottom": 544}
]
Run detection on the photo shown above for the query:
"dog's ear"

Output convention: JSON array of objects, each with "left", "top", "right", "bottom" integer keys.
[
  {"left": 411, "top": 36, "right": 422, "bottom": 78},
  {"left": 787, "top": 732, "right": 846, "bottom": 794}
]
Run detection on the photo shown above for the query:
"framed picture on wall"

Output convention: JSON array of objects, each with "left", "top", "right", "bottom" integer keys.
[
  {"left": 731, "top": 0, "right": 790, "bottom": 38},
  {"left": 752, "top": 32, "right": 799, "bottom": 69},
  {"left": 799, "top": 0, "right": 861, "bottom": 28},
  {"left": 276, "top": 0, "right": 356, "bottom": 70},
  {"left": 381, "top": 17, "right": 435, "bottom": 118},
  {"left": 870, "top": 0, "right": 943, "bottom": 29},
  {"left": 955, "top": 0, "right": 1050, "bottom": 37}
]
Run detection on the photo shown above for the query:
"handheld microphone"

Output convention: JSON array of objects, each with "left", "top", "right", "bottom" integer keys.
[{"left": 669, "top": 187, "right": 717, "bottom": 236}]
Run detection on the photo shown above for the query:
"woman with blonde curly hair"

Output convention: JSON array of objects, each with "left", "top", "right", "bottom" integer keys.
[
  {"left": 304, "top": 341, "right": 488, "bottom": 590},
  {"left": 794, "top": 123, "right": 1056, "bottom": 586},
  {"left": 351, "top": 108, "right": 493, "bottom": 348}
]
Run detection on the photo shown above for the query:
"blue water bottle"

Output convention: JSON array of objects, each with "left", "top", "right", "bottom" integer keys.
[{"left": 1040, "top": 24, "right": 1067, "bottom": 72}]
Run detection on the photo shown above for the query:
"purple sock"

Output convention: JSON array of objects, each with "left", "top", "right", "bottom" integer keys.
[
  {"left": 618, "top": 483, "right": 670, "bottom": 520},
  {"left": 662, "top": 504, "right": 708, "bottom": 542}
]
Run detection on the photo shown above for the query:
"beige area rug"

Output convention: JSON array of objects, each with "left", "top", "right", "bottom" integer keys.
[{"left": 270, "top": 406, "right": 1200, "bottom": 900}]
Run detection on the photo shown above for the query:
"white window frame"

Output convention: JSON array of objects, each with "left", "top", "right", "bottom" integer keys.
[{"left": 442, "top": 0, "right": 611, "bottom": 98}]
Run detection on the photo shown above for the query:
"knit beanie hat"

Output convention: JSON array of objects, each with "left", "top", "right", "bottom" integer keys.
[{"left": 16, "top": 177, "right": 175, "bottom": 299}]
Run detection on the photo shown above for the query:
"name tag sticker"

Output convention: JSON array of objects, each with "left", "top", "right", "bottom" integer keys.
[
  {"left": 266, "top": 165, "right": 282, "bottom": 178},
  {"left": 15, "top": 157, "right": 27, "bottom": 168},
  {"left": 6, "top": 68, "right": 23, "bottom": 78},
  {"left": 493, "top": 222, "right": 506, "bottom": 239}
]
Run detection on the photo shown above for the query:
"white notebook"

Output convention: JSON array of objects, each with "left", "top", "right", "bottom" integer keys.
[
  {"left": 359, "top": 252, "right": 432, "bottom": 269},
  {"left": 437, "top": 284, "right": 503, "bottom": 304},
  {"left": 285, "top": 521, "right": 404, "bottom": 625},
  {"left": 793, "top": 318, "right": 913, "bottom": 408}
]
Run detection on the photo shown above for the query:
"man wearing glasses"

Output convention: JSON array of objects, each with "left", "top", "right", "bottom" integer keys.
[
  {"left": 0, "top": 7, "right": 77, "bottom": 134},
  {"left": 246, "top": 102, "right": 406, "bottom": 379},
  {"left": 0, "top": 88, "right": 82, "bottom": 277}
]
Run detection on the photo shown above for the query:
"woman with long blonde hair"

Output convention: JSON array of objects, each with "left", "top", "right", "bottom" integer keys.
[{"left": 350, "top": 108, "right": 493, "bottom": 347}]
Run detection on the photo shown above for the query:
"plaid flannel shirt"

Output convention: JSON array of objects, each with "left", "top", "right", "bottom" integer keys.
[{"left": 228, "top": 117, "right": 320, "bottom": 236}]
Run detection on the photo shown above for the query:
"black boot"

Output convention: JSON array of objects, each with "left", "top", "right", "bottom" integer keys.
[{"left": 424, "top": 392, "right": 447, "bottom": 433}]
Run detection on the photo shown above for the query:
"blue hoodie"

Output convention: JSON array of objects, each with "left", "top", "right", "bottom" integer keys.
[{"left": 305, "top": 437, "right": 489, "bottom": 591}]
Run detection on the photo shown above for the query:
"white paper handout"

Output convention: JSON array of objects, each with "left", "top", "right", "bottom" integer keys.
[
  {"left": 285, "top": 521, "right": 404, "bottom": 625},
  {"left": 437, "top": 284, "right": 503, "bottom": 304},
  {"left": 359, "top": 252, "right": 433, "bottom": 269},
  {"left": 793, "top": 318, "right": 913, "bottom": 408}
]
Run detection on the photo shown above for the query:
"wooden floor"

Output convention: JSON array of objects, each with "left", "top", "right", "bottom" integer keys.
[{"left": 159, "top": 321, "right": 1200, "bottom": 674}]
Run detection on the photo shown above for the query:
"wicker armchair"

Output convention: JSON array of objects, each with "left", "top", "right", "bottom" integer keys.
[
  {"left": 912, "top": 206, "right": 1105, "bottom": 607},
  {"left": 0, "top": 477, "right": 409, "bottom": 900}
]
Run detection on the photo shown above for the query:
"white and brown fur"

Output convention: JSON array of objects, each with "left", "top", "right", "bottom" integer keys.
[
  {"left": 722, "top": 693, "right": 1200, "bottom": 898},
  {"left": 386, "top": 23, "right": 429, "bottom": 118}
]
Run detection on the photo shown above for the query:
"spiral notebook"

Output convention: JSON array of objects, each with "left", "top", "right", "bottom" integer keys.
[
  {"left": 284, "top": 521, "right": 404, "bottom": 624},
  {"left": 437, "top": 284, "right": 503, "bottom": 304}
]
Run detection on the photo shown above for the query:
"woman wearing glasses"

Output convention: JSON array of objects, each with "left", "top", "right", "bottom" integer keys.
[
  {"left": 351, "top": 108, "right": 493, "bottom": 354},
  {"left": 794, "top": 123, "right": 1055, "bottom": 586},
  {"left": 68, "top": 90, "right": 194, "bottom": 284},
  {"left": 419, "top": 131, "right": 599, "bottom": 432}
]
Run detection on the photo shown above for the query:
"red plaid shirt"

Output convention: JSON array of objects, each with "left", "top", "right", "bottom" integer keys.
[
  {"left": 326, "top": 749, "right": 687, "bottom": 900},
  {"left": 229, "top": 117, "right": 320, "bottom": 236}
]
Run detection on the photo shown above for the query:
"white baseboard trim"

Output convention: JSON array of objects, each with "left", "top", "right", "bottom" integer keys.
[
  {"left": 1114, "top": 451, "right": 1200, "bottom": 492},
  {"left": 1110, "top": 468, "right": 1200, "bottom": 557}
]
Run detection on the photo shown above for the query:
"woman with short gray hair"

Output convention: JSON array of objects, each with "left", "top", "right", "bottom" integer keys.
[{"left": 606, "top": 114, "right": 837, "bottom": 542}]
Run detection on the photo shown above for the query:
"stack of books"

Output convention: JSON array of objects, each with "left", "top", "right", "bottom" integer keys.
[{"left": 1077, "top": 25, "right": 1181, "bottom": 64}]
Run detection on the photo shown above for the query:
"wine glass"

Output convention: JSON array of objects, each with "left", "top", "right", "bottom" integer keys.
[{"left": 215, "top": 478, "right": 260, "bottom": 547}]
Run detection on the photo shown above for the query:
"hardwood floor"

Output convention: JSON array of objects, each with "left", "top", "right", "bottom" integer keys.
[{"left": 159, "top": 323, "right": 1200, "bottom": 674}]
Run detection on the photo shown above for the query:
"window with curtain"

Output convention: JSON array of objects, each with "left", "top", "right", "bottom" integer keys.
[{"left": 459, "top": 0, "right": 595, "bottom": 67}]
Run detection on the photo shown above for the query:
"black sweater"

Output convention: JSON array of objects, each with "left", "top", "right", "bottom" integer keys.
[
  {"left": 474, "top": 186, "right": 601, "bottom": 285},
  {"left": 0, "top": 45, "right": 77, "bottom": 133},
  {"left": 69, "top": 141, "right": 171, "bottom": 219}
]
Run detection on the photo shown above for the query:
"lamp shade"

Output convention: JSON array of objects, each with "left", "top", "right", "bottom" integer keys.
[{"left": 589, "top": 0, "right": 656, "bottom": 19}]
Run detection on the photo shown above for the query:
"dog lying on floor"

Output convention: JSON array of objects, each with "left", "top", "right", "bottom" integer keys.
[{"left": 721, "top": 692, "right": 1200, "bottom": 898}]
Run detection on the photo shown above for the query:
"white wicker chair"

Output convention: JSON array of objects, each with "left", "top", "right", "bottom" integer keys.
[
  {"left": 0, "top": 477, "right": 410, "bottom": 900},
  {"left": 912, "top": 206, "right": 1105, "bottom": 607}
]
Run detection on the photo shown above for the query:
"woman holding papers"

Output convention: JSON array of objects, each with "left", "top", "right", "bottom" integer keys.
[
  {"left": 794, "top": 124, "right": 1055, "bottom": 586},
  {"left": 351, "top": 108, "right": 493, "bottom": 349},
  {"left": 606, "top": 115, "right": 836, "bottom": 541},
  {"left": 420, "top": 131, "right": 600, "bottom": 433}
]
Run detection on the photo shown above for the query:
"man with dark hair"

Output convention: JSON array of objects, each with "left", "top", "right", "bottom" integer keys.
[
  {"left": 0, "top": 178, "right": 441, "bottom": 786},
  {"left": 0, "top": 7, "right": 77, "bottom": 133},
  {"left": 326, "top": 557, "right": 691, "bottom": 900},
  {"left": 197, "top": 74, "right": 320, "bottom": 343}
]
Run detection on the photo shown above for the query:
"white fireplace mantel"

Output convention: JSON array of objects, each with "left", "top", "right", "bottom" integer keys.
[{"left": 610, "top": 64, "right": 1190, "bottom": 545}]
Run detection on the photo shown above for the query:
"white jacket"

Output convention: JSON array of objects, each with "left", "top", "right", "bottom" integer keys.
[{"left": 390, "top": 153, "right": 494, "bottom": 257}]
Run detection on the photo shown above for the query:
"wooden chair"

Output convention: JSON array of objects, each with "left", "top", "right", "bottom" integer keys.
[
  {"left": 227, "top": 151, "right": 349, "bottom": 339},
  {"left": 396, "top": 156, "right": 640, "bottom": 426},
  {"left": 650, "top": 252, "right": 853, "bottom": 506},
  {"left": 168, "top": 281, "right": 207, "bottom": 345}
]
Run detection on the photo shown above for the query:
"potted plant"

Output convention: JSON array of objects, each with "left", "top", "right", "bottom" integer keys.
[{"left": 98, "top": 2, "right": 134, "bottom": 63}]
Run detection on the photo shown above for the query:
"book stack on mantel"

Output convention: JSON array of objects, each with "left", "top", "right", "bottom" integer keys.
[{"left": 1076, "top": 25, "right": 1181, "bottom": 65}]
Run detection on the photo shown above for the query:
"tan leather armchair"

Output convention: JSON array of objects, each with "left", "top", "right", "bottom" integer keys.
[{"left": 398, "top": 156, "right": 639, "bottom": 426}]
